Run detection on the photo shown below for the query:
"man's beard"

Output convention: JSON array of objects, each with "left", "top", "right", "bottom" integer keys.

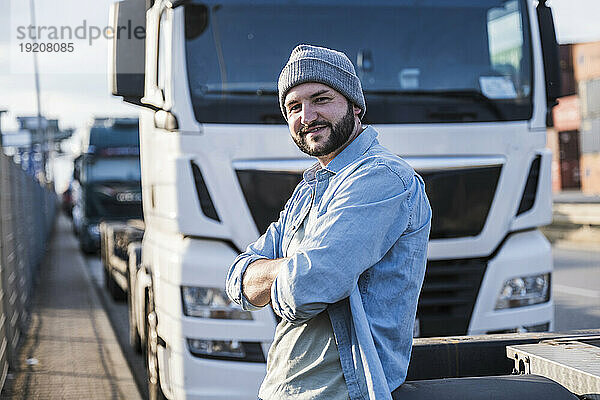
[{"left": 292, "top": 102, "right": 355, "bottom": 157}]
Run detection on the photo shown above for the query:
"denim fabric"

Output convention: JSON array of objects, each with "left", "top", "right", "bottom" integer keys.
[{"left": 226, "top": 126, "right": 431, "bottom": 400}]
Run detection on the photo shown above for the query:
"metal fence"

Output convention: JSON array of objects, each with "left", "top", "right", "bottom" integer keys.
[{"left": 0, "top": 151, "right": 56, "bottom": 390}]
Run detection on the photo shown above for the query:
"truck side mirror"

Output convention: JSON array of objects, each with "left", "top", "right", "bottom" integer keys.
[
  {"left": 109, "top": 0, "right": 147, "bottom": 106},
  {"left": 536, "top": 0, "right": 561, "bottom": 126}
]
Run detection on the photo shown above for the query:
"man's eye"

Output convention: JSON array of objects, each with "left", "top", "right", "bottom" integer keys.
[
  {"left": 315, "top": 97, "right": 330, "bottom": 103},
  {"left": 288, "top": 104, "right": 301, "bottom": 113}
]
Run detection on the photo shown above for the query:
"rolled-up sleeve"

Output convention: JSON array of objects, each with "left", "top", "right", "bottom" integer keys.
[
  {"left": 226, "top": 193, "right": 292, "bottom": 311},
  {"left": 226, "top": 254, "right": 270, "bottom": 311},
  {"left": 271, "top": 164, "right": 421, "bottom": 324}
]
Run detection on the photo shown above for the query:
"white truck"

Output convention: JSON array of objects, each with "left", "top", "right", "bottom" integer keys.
[{"left": 108, "top": 0, "right": 563, "bottom": 398}]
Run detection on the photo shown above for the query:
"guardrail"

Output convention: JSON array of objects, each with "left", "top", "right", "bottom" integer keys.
[{"left": 0, "top": 152, "right": 57, "bottom": 391}]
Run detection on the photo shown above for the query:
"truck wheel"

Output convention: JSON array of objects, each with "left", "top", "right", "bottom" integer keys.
[
  {"left": 105, "top": 267, "right": 126, "bottom": 301},
  {"left": 128, "top": 276, "right": 142, "bottom": 353},
  {"left": 146, "top": 298, "right": 167, "bottom": 400}
]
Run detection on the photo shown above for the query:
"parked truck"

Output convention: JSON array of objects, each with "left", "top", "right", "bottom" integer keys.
[
  {"left": 72, "top": 117, "right": 143, "bottom": 253},
  {"left": 106, "top": 0, "right": 590, "bottom": 399}
]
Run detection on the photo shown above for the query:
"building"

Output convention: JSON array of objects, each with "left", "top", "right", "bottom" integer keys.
[
  {"left": 550, "top": 41, "right": 600, "bottom": 195},
  {"left": 1, "top": 114, "right": 74, "bottom": 179}
]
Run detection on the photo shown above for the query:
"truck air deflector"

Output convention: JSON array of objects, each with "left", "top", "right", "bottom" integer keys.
[
  {"left": 190, "top": 161, "right": 221, "bottom": 222},
  {"left": 516, "top": 155, "right": 541, "bottom": 215}
]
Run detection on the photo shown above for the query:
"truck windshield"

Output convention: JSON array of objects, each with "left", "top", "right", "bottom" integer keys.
[
  {"left": 86, "top": 157, "right": 141, "bottom": 182},
  {"left": 89, "top": 126, "right": 139, "bottom": 148},
  {"left": 184, "top": 0, "right": 532, "bottom": 124}
]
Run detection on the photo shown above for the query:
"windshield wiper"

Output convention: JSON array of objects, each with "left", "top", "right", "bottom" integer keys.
[{"left": 364, "top": 89, "right": 504, "bottom": 119}]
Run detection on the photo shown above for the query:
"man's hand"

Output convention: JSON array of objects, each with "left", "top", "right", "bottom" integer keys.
[{"left": 242, "top": 258, "right": 288, "bottom": 307}]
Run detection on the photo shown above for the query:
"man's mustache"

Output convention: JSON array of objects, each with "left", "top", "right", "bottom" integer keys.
[{"left": 299, "top": 121, "right": 332, "bottom": 136}]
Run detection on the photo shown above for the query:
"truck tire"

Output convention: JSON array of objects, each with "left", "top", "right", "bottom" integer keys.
[
  {"left": 105, "top": 266, "right": 126, "bottom": 301},
  {"left": 146, "top": 296, "right": 167, "bottom": 400},
  {"left": 128, "top": 276, "right": 142, "bottom": 353}
]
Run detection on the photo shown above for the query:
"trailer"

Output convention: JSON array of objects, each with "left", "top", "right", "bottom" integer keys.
[{"left": 72, "top": 117, "right": 143, "bottom": 253}]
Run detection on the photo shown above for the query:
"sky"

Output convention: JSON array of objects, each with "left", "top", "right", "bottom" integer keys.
[{"left": 1, "top": 0, "right": 600, "bottom": 133}]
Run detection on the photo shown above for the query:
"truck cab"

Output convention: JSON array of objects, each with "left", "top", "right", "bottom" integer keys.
[
  {"left": 72, "top": 117, "right": 143, "bottom": 253},
  {"left": 110, "top": 0, "right": 563, "bottom": 398}
]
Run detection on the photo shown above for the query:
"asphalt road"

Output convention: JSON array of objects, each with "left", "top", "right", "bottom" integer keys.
[
  {"left": 84, "top": 244, "right": 600, "bottom": 400},
  {"left": 84, "top": 255, "right": 149, "bottom": 400},
  {"left": 552, "top": 246, "right": 600, "bottom": 332}
]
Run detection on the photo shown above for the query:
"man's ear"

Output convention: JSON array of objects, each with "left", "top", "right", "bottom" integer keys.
[{"left": 353, "top": 104, "right": 362, "bottom": 117}]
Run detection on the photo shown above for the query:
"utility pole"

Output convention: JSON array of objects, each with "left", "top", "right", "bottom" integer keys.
[
  {"left": 0, "top": 110, "right": 7, "bottom": 148},
  {"left": 30, "top": 0, "right": 46, "bottom": 183}
]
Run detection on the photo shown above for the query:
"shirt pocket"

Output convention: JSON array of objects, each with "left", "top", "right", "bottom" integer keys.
[{"left": 282, "top": 202, "right": 311, "bottom": 255}]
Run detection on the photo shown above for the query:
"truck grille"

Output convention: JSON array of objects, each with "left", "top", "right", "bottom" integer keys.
[
  {"left": 235, "top": 169, "right": 493, "bottom": 337},
  {"left": 420, "top": 166, "right": 501, "bottom": 238},
  {"left": 235, "top": 166, "right": 501, "bottom": 239},
  {"left": 417, "top": 258, "right": 487, "bottom": 337},
  {"left": 87, "top": 183, "right": 143, "bottom": 220},
  {"left": 96, "top": 198, "right": 142, "bottom": 219},
  {"left": 235, "top": 170, "right": 303, "bottom": 234}
]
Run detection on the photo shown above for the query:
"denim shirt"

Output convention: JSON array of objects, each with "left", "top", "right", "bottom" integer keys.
[{"left": 226, "top": 126, "right": 431, "bottom": 400}]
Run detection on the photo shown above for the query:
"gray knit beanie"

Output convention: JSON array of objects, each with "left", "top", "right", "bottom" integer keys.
[{"left": 278, "top": 45, "right": 366, "bottom": 120}]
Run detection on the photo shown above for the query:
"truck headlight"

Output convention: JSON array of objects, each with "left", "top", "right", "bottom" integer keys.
[
  {"left": 181, "top": 286, "right": 253, "bottom": 320},
  {"left": 186, "top": 338, "right": 266, "bottom": 362},
  {"left": 495, "top": 273, "right": 550, "bottom": 310},
  {"left": 187, "top": 339, "right": 245, "bottom": 358}
]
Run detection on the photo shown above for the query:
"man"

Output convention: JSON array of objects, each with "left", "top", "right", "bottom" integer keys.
[{"left": 226, "top": 45, "right": 431, "bottom": 400}]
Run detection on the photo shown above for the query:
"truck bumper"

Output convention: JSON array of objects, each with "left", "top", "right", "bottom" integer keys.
[
  {"left": 158, "top": 343, "right": 266, "bottom": 400},
  {"left": 147, "top": 234, "right": 274, "bottom": 400},
  {"left": 467, "top": 229, "right": 554, "bottom": 335}
]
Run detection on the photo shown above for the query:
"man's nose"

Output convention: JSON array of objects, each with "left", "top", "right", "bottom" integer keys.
[{"left": 300, "top": 103, "right": 318, "bottom": 125}]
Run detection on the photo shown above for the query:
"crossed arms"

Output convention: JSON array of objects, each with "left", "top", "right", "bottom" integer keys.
[
  {"left": 226, "top": 164, "right": 420, "bottom": 324},
  {"left": 241, "top": 258, "right": 288, "bottom": 307}
]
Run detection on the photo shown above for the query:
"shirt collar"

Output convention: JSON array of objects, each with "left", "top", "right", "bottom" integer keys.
[
  {"left": 302, "top": 126, "right": 378, "bottom": 183},
  {"left": 325, "top": 125, "right": 378, "bottom": 174}
]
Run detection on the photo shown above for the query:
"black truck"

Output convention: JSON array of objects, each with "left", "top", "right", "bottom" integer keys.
[{"left": 72, "top": 117, "right": 143, "bottom": 253}]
